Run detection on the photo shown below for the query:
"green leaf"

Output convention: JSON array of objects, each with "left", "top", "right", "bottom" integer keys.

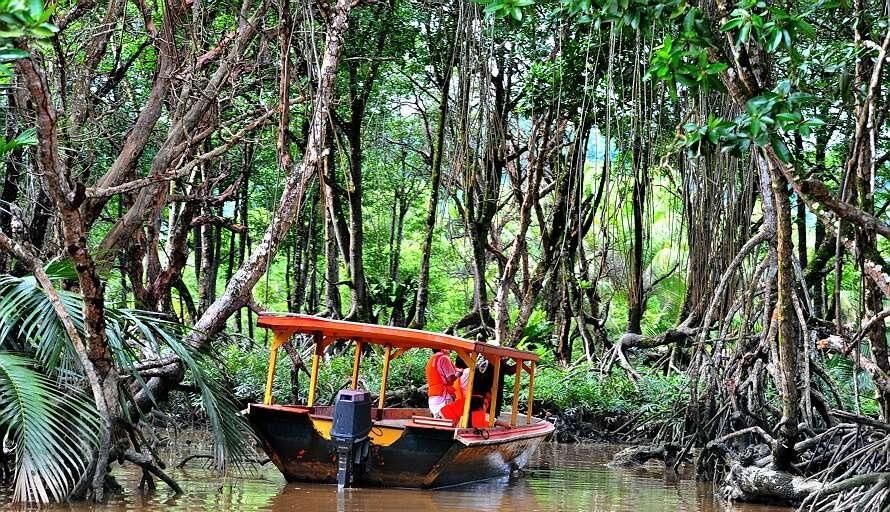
[
  {"left": 720, "top": 17, "right": 744, "bottom": 31},
  {"left": 0, "top": 353, "right": 100, "bottom": 503},
  {"left": 737, "top": 23, "right": 751, "bottom": 45},
  {"left": 28, "top": 23, "right": 56, "bottom": 38},
  {"left": 12, "top": 126, "right": 36, "bottom": 146},
  {"left": 0, "top": 47, "right": 28, "bottom": 62},
  {"left": 483, "top": 1, "right": 502, "bottom": 15},
  {"left": 27, "top": 0, "right": 41, "bottom": 19},
  {"left": 776, "top": 112, "right": 802, "bottom": 124},
  {"left": 771, "top": 136, "right": 791, "bottom": 162},
  {"left": 767, "top": 29, "right": 782, "bottom": 52}
]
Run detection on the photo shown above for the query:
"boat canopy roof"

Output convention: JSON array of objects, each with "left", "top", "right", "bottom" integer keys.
[{"left": 257, "top": 313, "right": 539, "bottom": 363}]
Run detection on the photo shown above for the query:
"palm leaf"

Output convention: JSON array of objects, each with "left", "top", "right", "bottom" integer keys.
[
  {"left": 115, "top": 310, "right": 255, "bottom": 472},
  {"left": 0, "top": 353, "right": 100, "bottom": 503},
  {"left": 0, "top": 261, "right": 256, "bottom": 492}
]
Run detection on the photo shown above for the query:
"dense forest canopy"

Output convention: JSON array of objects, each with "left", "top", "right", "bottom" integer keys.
[{"left": 0, "top": 0, "right": 888, "bottom": 508}]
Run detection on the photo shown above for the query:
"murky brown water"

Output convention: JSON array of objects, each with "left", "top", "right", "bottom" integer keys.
[{"left": 1, "top": 443, "right": 788, "bottom": 512}]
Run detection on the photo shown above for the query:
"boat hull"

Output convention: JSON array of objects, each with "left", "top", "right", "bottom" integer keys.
[{"left": 247, "top": 404, "right": 553, "bottom": 488}]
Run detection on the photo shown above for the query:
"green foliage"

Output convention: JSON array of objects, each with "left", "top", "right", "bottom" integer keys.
[
  {"left": 0, "top": 127, "right": 35, "bottom": 156},
  {"left": 679, "top": 81, "right": 825, "bottom": 162},
  {"left": 560, "top": 0, "right": 684, "bottom": 31},
  {"left": 0, "top": 0, "right": 57, "bottom": 77},
  {"left": 522, "top": 363, "right": 687, "bottom": 420},
  {"left": 0, "top": 261, "right": 254, "bottom": 485},
  {"left": 824, "top": 354, "right": 880, "bottom": 417},
  {"left": 646, "top": 9, "right": 726, "bottom": 96},
  {"left": 517, "top": 310, "right": 553, "bottom": 349},
  {"left": 719, "top": 0, "right": 815, "bottom": 54},
  {"left": 480, "top": 0, "right": 534, "bottom": 21},
  {"left": 0, "top": 353, "right": 100, "bottom": 503}
]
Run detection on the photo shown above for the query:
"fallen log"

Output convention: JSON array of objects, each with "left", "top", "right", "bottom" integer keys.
[
  {"left": 609, "top": 444, "right": 681, "bottom": 469},
  {"left": 721, "top": 462, "right": 823, "bottom": 504}
]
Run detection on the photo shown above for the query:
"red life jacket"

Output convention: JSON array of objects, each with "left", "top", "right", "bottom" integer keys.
[
  {"left": 425, "top": 352, "right": 452, "bottom": 397},
  {"left": 471, "top": 410, "right": 489, "bottom": 429},
  {"left": 440, "top": 398, "right": 464, "bottom": 423},
  {"left": 440, "top": 400, "right": 489, "bottom": 429}
]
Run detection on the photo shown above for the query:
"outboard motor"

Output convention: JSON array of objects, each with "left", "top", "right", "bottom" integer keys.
[{"left": 331, "top": 389, "right": 372, "bottom": 489}]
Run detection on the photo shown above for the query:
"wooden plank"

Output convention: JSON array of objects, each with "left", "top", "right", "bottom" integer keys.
[
  {"left": 263, "top": 331, "right": 289, "bottom": 405},
  {"left": 378, "top": 345, "right": 392, "bottom": 409},
  {"left": 459, "top": 355, "right": 477, "bottom": 428},
  {"left": 307, "top": 335, "right": 324, "bottom": 407},
  {"left": 411, "top": 416, "right": 454, "bottom": 427},
  {"left": 263, "top": 345, "right": 279, "bottom": 405},
  {"left": 488, "top": 357, "right": 501, "bottom": 428},
  {"left": 389, "top": 346, "right": 408, "bottom": 361},
  {"left": 526, "top": 361, "right": 536, "bottom": 425},
  {"left": 511, "top": 360, "right": 522, "bottom": 427},
  {"left": 454, "top": 349, "right": 475, "bottom": 369}
]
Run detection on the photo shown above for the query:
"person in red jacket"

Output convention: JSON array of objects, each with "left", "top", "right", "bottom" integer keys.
[
  {"left": 425, "top": 348, "right": 459, "bottom": 418},
  {"left": 443, "top": 394, "right": 499, "bottom": 429}
]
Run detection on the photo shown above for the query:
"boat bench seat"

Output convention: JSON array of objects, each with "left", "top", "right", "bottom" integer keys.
[
  {"left": 374, "top": 418, "right": 411, "bottom": 428},
  {"left": 410, "top": 415, "right": 455, "bottom": 428}
]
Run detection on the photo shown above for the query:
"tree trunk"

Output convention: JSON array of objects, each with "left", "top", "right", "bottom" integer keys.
[
  {"left": 410, "top": 67, "right": 451, "bottom": 329},
  {"left": 17, "top": 53, "right": 122, "bottom": 502},
  {"left": 769, "top": 159, "right": 801, "bottom": 470},
  {"left": 627, "top": 134, "right": 647, "bottom": 335},
  {"left": 198, "top": 216, "right": 217, "bottom": 314},
  {"left": 133, "top": 0, "right": 355, "bottom": 414},
  {"left": 344, "top": 126, "right": 371, "bottom": 321}
]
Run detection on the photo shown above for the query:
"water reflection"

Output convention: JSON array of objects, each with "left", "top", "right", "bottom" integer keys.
[{"left": 0, "top": 443, "right": 789, "bottom": 512}]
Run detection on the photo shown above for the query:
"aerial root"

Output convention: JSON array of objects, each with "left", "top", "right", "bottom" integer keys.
[
  {"left": 124, "top": 449, "right": 183, "bottom": 494},
  {"left": 703, "top": 421, "right": 890, "bottom": 511},
  {"left": 176, "top": 454, "right": 271, "bottom": 469}
]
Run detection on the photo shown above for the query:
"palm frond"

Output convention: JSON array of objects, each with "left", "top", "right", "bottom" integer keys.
[
  {"left": 0, "top": 261, "right": 256, "bottom": 487},
  {"left": 0, "top": 261, "right": 80, "bottom": 369},
  {"left": 0, "top": 353, "right": 100, "bottom": 503},
  {"left": 117, "top": 311, "right": 255, "bottom": 472}
]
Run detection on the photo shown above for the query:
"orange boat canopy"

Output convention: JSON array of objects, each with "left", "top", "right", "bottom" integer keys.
[{"left": 257, "top": 313, "right": 539, "bottom": 363}]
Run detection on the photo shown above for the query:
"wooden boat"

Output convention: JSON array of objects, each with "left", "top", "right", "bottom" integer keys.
[{"left": 247, "top": 313, "right": 554, "bottom": 489}]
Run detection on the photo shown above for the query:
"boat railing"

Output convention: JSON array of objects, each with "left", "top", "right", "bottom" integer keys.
[{"left": 256, "top": 313, "right": 540, "bottom": 430}]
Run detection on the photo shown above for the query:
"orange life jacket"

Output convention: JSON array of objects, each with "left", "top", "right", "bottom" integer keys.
[
  {"left": 440, "top": 398, "right": 464, "bottom": 423},
  {"left": 425, "top": 352, "right": 452, "bottom": 397},
  {"left": 440, "top": 395, "right": 489, "bottom": 428},
  {"left": 471, "top": 410, "right": 489, "bottom": 429}
]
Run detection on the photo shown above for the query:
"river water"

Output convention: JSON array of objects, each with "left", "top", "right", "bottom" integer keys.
[{"left": 2, "top": 443, "right": 788, "bottom": 512}]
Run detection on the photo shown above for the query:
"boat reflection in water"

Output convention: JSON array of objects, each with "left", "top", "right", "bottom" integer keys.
[
  {"left": 247, "top": 314, "right": 554, "bottom": 489},
  {"left": 259, "top": 444, "right": 790, "bottom": 512},
  {"left": 265, "top": 475, "right": 542, "bottom": 512}
]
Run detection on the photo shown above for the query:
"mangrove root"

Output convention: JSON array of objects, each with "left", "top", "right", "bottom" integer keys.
[
  {"left": 124, "top": 449, "right": 182, "bottom": 494},
  {"left": 721, "top": 462, "right": 822, "bottom": 504}
]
